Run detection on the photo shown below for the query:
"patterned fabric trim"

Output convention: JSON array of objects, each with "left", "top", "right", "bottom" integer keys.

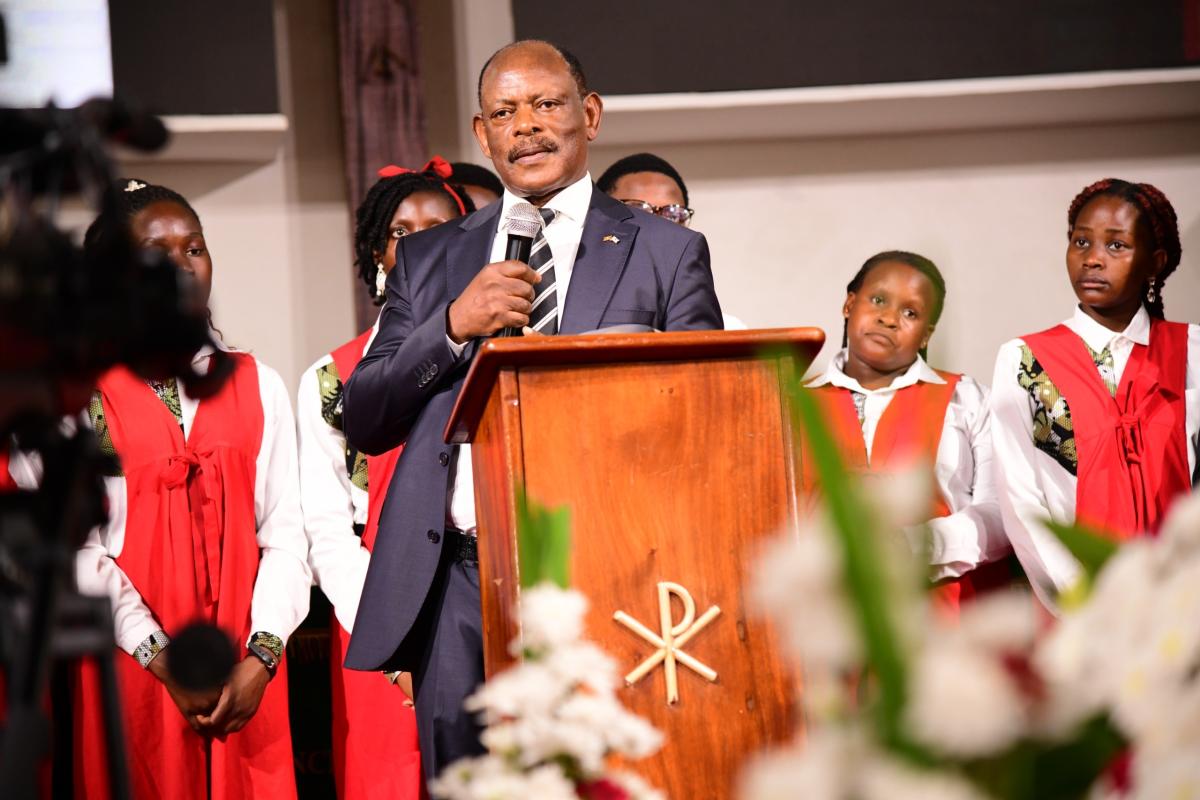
[
  {"left": 147, "top": 377, "right": 184, "bottom": 425},
  {"left": 316, "top": 362, "right": 368, "bottom": 492},
  {"left": 850, "top": 391, "right": 867, "bottom": 427},
  {"left": 133, "top": 629, "right": 170, "bottom": 668},
  {"left": 1085, "top": 343, "right": 1118, "bottom": 397},
  {"left": 87, "top": 391, "right": 124, "bottom": 477},
  {"left": 1017, "top": 344, "right": 1077, "bottom": 475},
  {"left": 249, "top": 631, "right": 284, "bottom": 661}
]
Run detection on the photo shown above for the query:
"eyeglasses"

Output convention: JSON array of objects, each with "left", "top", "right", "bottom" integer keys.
[{"left": 619, "top": 199, "right": 695, "bottom": 227}]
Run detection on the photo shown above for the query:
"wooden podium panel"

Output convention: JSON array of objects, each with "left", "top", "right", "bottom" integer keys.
[{"left": 446, "top": 328, "right": 823, "bottom": 800}]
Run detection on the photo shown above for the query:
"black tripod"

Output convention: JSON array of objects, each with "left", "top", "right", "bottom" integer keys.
[{"left": 0, "top": 422, "right": 131, "bottom": 800}]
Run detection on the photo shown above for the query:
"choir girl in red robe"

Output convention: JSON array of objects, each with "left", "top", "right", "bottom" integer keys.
[
  {"left": 74, "top": 179, "right": 312, "bottom": 800},
  {"left": 297, "top": 158, "right": 470, "bottom": 800},
  {"left": 990, "top": 179, "right": 1196, "bottom": 611},
  {"left": 805, "top": 251, "right": 1010, "bottom": 613}
]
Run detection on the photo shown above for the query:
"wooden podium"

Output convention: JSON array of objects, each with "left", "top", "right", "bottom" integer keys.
[{"left": 445, "top": 327, "right": 825, "bottom": 800}]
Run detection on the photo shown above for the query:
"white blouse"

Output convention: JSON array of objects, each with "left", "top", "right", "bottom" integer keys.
[
  {"left": 296, "top": 331, "right": 377, "bottom": 634},
  {"left": 990, "top": 306, "right": 1200, "bottom": 609},
  {"left": 806, "top": 350, "right": 1009, "bottom": 581},
  {"left": 70, "top": 350, "right": 313, "bottom": 655}
]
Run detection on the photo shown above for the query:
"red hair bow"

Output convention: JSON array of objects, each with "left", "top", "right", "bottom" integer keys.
[
  {"left": 375, "top": 155, "right": 466, "bottom": 214},
  {"left": 377, "top": 155, "right": 454, "bottom": 180}
]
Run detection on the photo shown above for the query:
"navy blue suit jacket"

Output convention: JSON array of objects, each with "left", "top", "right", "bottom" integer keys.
[{"left": 341, "top": 187, "right": 722, "bottom": 671}]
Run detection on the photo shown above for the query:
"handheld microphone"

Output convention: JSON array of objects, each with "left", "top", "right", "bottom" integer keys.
[
  {"left": 167, "top": 623, "right": 236, "bottom": 693},
  {"left": 498, "top": 203, "right": 543, "bottom": 337}
]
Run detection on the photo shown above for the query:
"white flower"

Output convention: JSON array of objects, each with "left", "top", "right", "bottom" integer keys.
[
  {"left": 904, "top": 638, "right": 1028, "bottom": 756},
  {"left": 1109, "top": 557, "right": 1200, "bottom": 739},
  {"left": 1155, "top": 488, "right": 1200, "bottom": 565},
  {"left": 1131, "top": 747, "right": 1200, "bottom": 800},
  {"left": 543, "top": 641, "right": 621, "bottom": 696},
  {"left": 1032, "top": 608, "right": 1109, "bottom": 738},
  {"left": 953, "top": 591, "right": 1038, "bottom": 654},
  {"left": 738, "top": 735, "right": 849, "bottom": 800},
  {"left": 431, "top": 755, "right": 578, "bottom": 800},
  {"left": 608, "top": 770, "right": 666, "bottom": 800},
  {"left": 465, "top": 660, "right": 570, "bottom": 722},
  {"left": 517, "top": 584, "right": 588, "bottom": 654},
  {"left": 558, "top": 693, "right": 663, "bottom": 759},
  {"left": 859, "top": 756, "right": 988, "bottom": 800},
  {"left": 863, "top": 465, "right": 935, "bottom": 528},
  {"left": 751, "top": 519, "right": 861, "bottom": 670},
  {"left": 1131, "top": 681, "right": 1200, "bottom": 799},
  {"left": 508, "top": 713, "right": 610, "bottom": 773}
]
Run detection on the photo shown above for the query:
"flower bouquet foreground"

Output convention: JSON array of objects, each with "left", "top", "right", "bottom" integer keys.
[
  {"left": 432, "top": 502, "right": 665, "bottom": 800},
  {"left": 739, "top": 373, "right": 1200, "bottom": 800}
]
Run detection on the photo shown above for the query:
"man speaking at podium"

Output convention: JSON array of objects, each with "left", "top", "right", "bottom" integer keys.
[{"left": 341, "top": 39, "right": 722, "bottom": 782}]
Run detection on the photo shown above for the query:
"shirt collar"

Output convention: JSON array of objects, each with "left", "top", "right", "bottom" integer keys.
[
  {"left": 1065, "top": 304, "right": 1151, "bottom": 351},
  {"left": 498, "top": 172, "right": 593, "bottom": 230},
  {"left": 191, "top": 324, "right": 232, "bottom": 367},
  {"left": 805, "top": 348, "right": 945, "bottom": 394}
]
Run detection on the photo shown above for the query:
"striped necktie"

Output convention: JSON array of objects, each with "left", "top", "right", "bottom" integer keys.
[{"left": 527, "top": 208, "right": 559, "bottom": 335}]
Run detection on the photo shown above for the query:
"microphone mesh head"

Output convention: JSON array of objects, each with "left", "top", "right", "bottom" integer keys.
[{"left": 504, "top": 202, "right": 543, "bottom": 238}]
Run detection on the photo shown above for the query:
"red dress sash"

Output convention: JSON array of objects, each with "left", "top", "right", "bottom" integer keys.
[
  {"left": 328, "top": 331, "right": 421, "bottom": 800},
  {"left": 1023, "top": 318, "right": 1190, "bottom": 539},
  {"left": 75, "top": 354, "right": 297, "bottom": 800}
]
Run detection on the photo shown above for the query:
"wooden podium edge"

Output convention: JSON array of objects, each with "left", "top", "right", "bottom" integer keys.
[{"left": 444, "top": 327, "right": 826, "bottom": 444}]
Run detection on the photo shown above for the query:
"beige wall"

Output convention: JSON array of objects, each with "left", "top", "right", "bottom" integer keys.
[
  {"left": 589, "top": 119, "right": 1200, "bottom": 381},
  {"left": 421, "top": 5, "right": 1200, "bottom": 383}
]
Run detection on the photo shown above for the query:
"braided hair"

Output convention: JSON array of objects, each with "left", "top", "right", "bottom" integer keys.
[
  {"left": 353, "top": 171, "right": 474, "bottom": 304},
  {"left": 841, "top": 250, "right": 947, "bottom": 360},
  {"left": 1067, "top": 178, "right": 1181, "bottom": 319},
  {"left": 83, "top": 178, "right": 201, "bottom": 253}
]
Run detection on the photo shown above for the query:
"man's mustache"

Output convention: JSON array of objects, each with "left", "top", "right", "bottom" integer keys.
[{"left": 508, "top": 139, "right": 557, "bottom": 162}]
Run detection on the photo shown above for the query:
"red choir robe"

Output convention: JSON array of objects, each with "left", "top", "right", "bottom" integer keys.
[
  {"left": 1023, "top": 317, "right": 1190, "bottom": 539},
  {"left": 804, "top": 370, "right": 1008, "bottom": 615},
  {"left": 328, "top": 331, "right": 422, "bottom": 800},
  {"left": 74, "top": 354, "right": 296, "bottom": 800}
]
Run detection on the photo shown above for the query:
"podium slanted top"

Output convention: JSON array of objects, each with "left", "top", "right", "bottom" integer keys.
[{"left": 443, "top": 326, "right": 825, "bottom": 444}]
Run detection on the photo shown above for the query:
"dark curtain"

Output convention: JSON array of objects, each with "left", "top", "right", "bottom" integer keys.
[{"left": 337, "top": 0, "right": 428, "bottom": 331}]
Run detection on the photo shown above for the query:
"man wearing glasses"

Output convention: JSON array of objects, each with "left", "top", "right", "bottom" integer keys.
[
  {"left": 597, "top": 152, "right": 695, "bottom": 226},
  {"left": 599, "top": 153, "right": 747, "bottom": 328}
]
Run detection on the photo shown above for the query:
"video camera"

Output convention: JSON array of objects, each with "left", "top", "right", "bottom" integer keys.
[{"left": 0, "top": 98, "right": 232, "bottom": 800}]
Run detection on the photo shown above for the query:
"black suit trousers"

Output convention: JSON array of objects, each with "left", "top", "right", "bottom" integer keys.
[{"left": 406, "top": 539, "right": 486, "bottom": 784}]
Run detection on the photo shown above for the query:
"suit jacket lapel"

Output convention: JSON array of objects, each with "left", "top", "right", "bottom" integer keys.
[
  {"left": 560, "top": 188, "right": 638, "bottom": 334},
  {"left": 445, "top": 201, "right": 502, "bottom": 302}
]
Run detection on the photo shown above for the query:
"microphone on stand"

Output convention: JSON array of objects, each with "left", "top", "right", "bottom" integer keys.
[{"left": 497, "top": 202, "right": 544, "bottom": 338}]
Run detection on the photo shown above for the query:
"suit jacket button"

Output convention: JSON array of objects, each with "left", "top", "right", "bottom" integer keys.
[
  {"left": 439, "top": 452, "right": 450, "bottom": 466},
  {"left": 428, "top": 364, "right": 439, "bottom": 377},
  {"left": 427, "top": 529, "right": 441, "bottom": 543}
]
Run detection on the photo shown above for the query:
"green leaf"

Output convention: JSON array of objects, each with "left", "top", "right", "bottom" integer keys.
[
  {"left": 516, "top": 491, "right": 572, "bottom": 589},
  {"left": 962, "top": 716, "right": 1126, "bottom": 800},
  {"left": 776, "top": 359, "right": 919, "bottom": 756},
  {"left": 1043, "top": 520, "right": 1119, "bottom": 583}
]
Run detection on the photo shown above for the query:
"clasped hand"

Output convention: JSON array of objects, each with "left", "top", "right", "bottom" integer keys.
[
  {"left": 448, "top": 260, "right": 540, "bottom": 342},
  {"left": 152, "top": 653, "right": 271, "bottom": 738}
]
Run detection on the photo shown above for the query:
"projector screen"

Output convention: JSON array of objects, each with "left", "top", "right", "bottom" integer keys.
[{"left": 0, "top": 0, "right": 113, "bottom": 107}]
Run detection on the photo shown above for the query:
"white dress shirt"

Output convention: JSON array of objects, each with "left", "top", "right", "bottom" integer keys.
[
  {"left": 806, "top": 350, "right": 1009, "bottom": 581},
  {"left": 73, "top": 348, "right": 312, "bottom": 655},
  {"left": 990, "top": 306, "right": 1200, "bottom": 608},
  {"left": 446, "top": 172, "right": 595, "bottom": 534},
  {"left": 297, "top": 322, "right": 380, "bottom": 633}
]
